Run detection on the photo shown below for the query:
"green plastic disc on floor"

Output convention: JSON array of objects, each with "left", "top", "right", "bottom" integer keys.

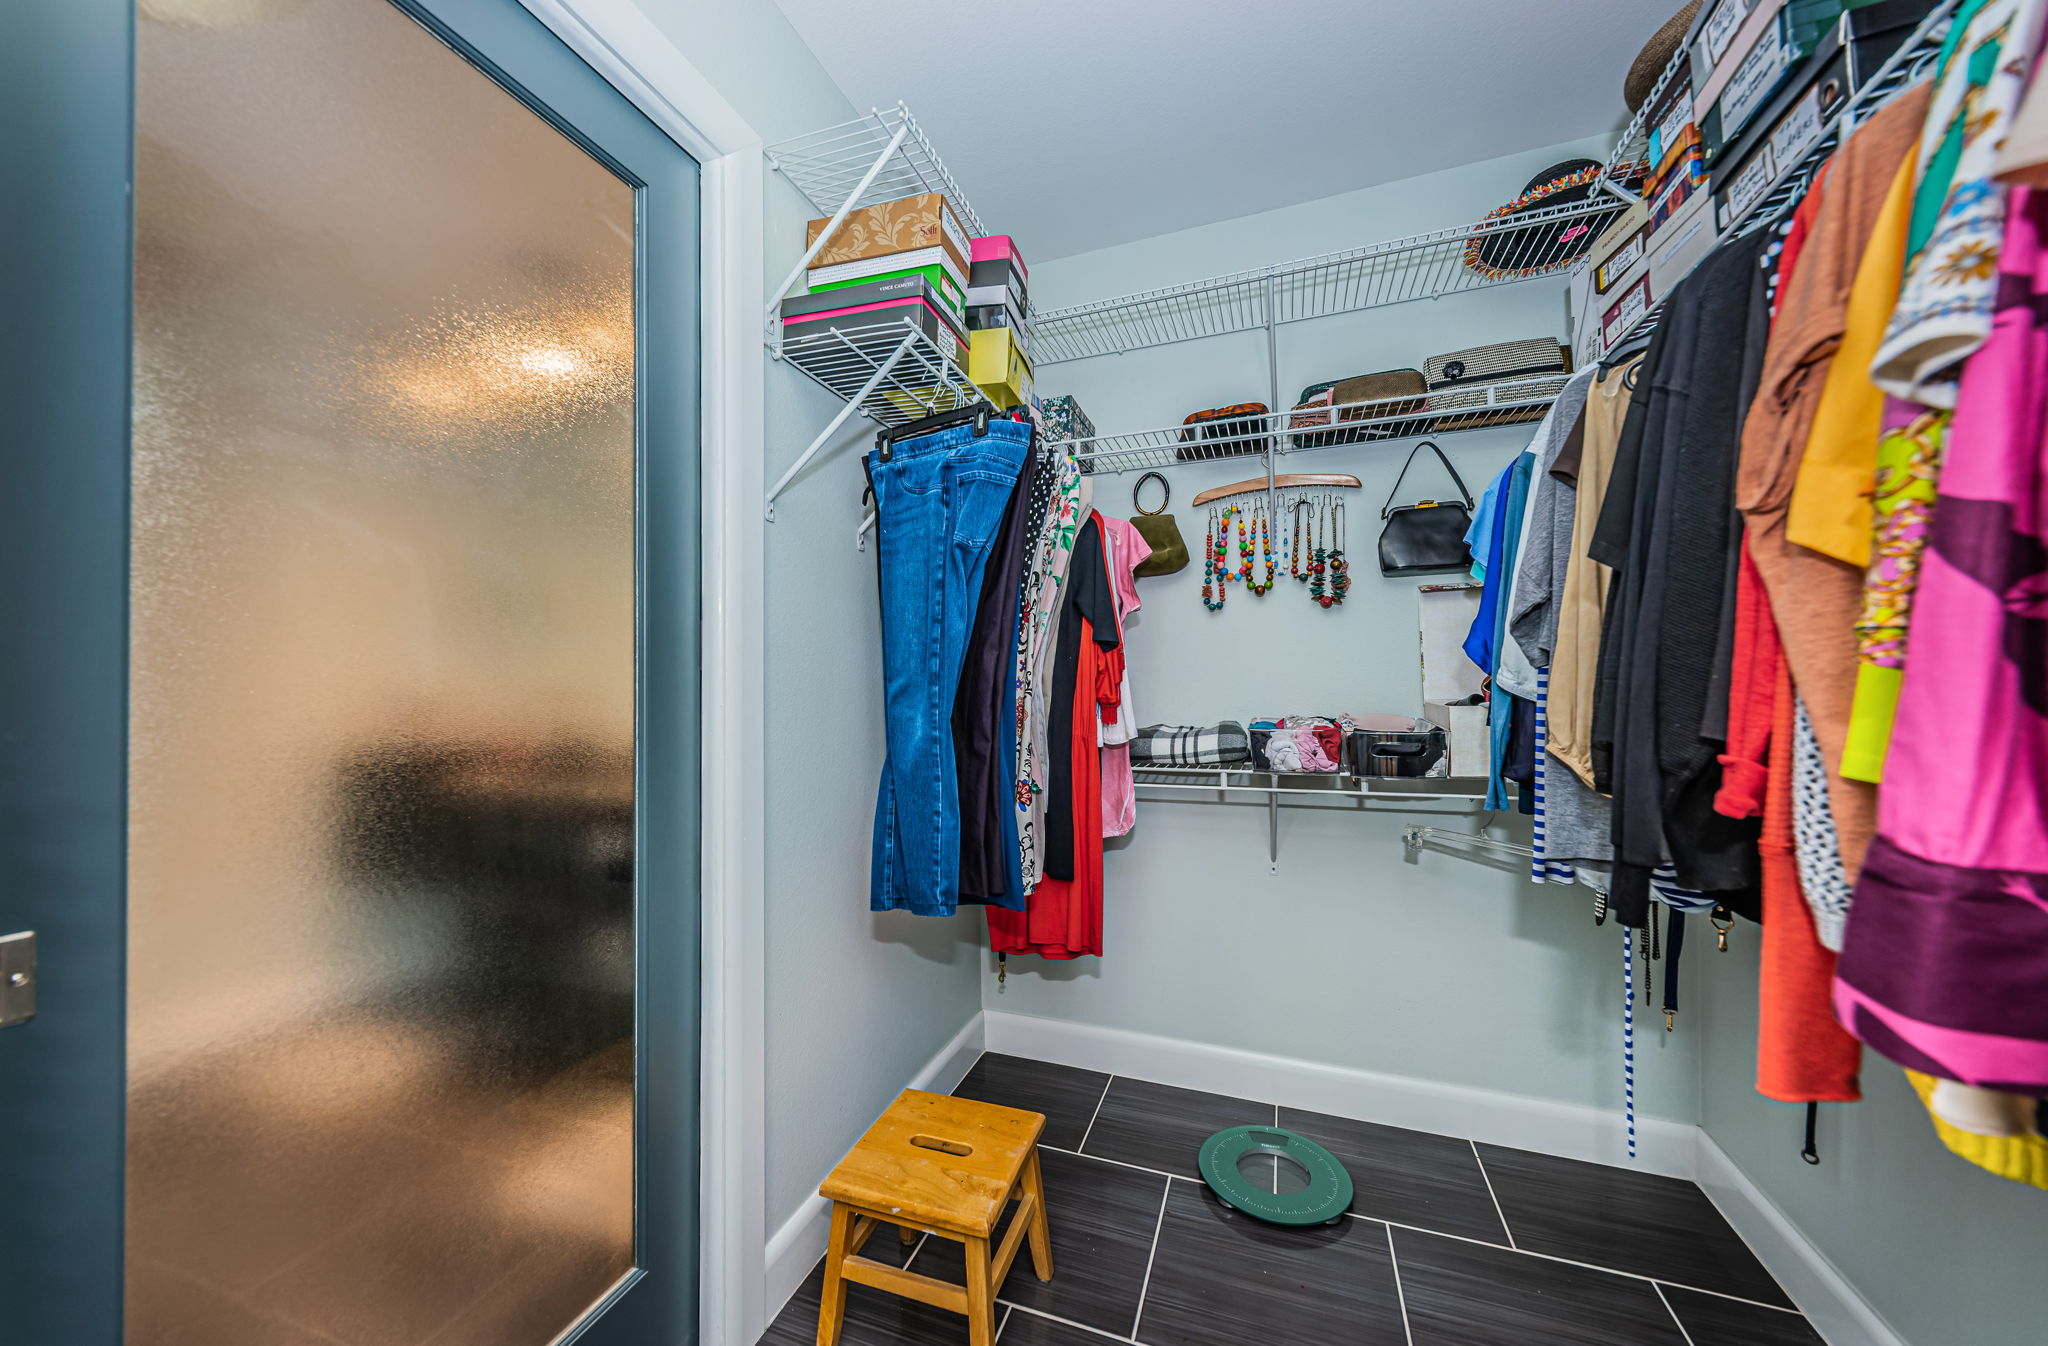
[{"left": 1197, "top": 1125, "right": 1354, "bottom": 1226}]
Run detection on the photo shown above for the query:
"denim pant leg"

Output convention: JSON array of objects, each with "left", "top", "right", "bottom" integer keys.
[{"left": 869, "top": 421, "right": 1030, "bottom": 914}]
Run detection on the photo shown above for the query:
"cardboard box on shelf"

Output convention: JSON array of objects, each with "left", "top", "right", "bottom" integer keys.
[
  {"left": 805, "top": 191, "right": 972, "bottom": 279},
  {"left": 809, "top": 262, "right": 965, "bottom": 319},
  {"left": 1648, "top": 186, "right": 1723, "bottom": 297},
  {"left": 808, "top": 242, "right": 967, "bottom": 294},
  {"left": 968, "top": 326, "right": 1032, "bottom": 400},
  {"left": 970, "top": 234, "right": 1028, "bottom": 283}
]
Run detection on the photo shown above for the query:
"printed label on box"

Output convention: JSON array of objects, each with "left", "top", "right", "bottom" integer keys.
[
  {"left": 939, "top": 202, "right": 970, "bottom": 272},
  {"left": 1603, "top": 275, "right": 1652, "bottom": 347},
  {"left": 1767, "top": 83, "right": 1826, "bottom": 174},
  {"left": 1703, "top": 0, "right": 1755, "bottom": 63},
  {"left": 1655, "top": 96, "right": 1693, "bottom": 163},
  {"left": 1720, "top": 17, "right": 1790, "bottom": 134},
  {"left": 1597, "top": 231, "right": 1648, "bottom": 292},
  {"left": 1719, "top": 142, "right": 1778, "bottom": 228}
]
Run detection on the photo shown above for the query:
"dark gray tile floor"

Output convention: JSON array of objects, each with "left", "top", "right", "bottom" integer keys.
[
  {"left": 758, "top": 1054, "right": 1826, "bottom": 1346},
  {"left": 1473, "top": 1143, "right": 1793, "bottom": 1307},
  {"left": 953, "top": 1053, "right": 1113, "bottom": 1153}
]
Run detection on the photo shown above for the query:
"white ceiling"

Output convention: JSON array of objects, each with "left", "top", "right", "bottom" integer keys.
[{"left": 772, "top": 0, "right": 1679, "bottom": 261}]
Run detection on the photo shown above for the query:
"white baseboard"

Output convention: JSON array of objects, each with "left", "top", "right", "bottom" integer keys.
[
  {"left": 983, "top": 1009, "right": 1697, "bottom": 1178},
  {"left": 1695, "top": 1133, "right": 1907, "bottom": 1346},
  {"left": 762, "top": 1011, "right": 988, "bottom": 1323}
]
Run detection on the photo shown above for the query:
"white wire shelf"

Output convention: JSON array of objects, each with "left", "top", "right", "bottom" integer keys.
[
  {"left": 1133, "top": 766, "right": 1491, "bottom": 802},
  {"left": 764, "top": 103, "right": 985, "bottom": 239},
  {"left": 1060, "top": 376, "right": 1565, "bottom": 476},
  {"left": 1031, "top": 197, "right": 1628, "bottom": 366},
  {"left": 778, "top": 316, "right": 982, "bottom": 429}
]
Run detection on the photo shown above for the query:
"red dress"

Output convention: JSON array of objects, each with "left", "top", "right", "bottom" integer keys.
[{"left": 989, "top": 611, "right": 1106, "bottom": 959}]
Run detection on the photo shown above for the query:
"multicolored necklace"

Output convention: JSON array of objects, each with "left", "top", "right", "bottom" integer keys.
[
  {"left": 1309, "top": 496, "right": 1332, "bottom": 607},
  {"left": 1327, "top": 499, "right": 1352, "bottom": 606},
  {"left": 1201, "top": 507, "right": 1227, "bottom": 611},
  {"left": 1244, "top": 501, "right": 1277, "bottom": 595}
]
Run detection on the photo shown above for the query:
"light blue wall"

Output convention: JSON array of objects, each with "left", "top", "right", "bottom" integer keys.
[
  {"left": 1694, "top": 933, "right": 2048, "bottom": 1346},
  {"left": 1006, "top": 134, "right": 1702, "bottom": 1125},
  {"left": 627, "top": 0, "right": 989, "bottom": 1233}
]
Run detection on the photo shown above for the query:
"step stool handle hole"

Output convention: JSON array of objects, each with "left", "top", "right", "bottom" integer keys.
[{"left": 909, "top": 1134, "right": 973, "bottom": 1156}]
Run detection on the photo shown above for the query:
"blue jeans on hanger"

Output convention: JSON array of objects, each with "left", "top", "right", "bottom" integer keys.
[{"left": 868, "top": 418, "right": 1031, "bottom": 916}]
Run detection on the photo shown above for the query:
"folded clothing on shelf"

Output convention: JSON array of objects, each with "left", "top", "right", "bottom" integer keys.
[
  {"left": 1129, "top": 722, "right": 1251, "bottom": 768},
  {"left": 805, "top": 190, "right": 971, "bottom": 279},
  {"left": 1424, "top": 339, "right": 1571, "bottom": 431},
  {"left": 1249, "top": 717, "right": 1347, "bottom": 774},
  {"left": 1176, "top": 402, "right": 1272, "bottom": 461}
]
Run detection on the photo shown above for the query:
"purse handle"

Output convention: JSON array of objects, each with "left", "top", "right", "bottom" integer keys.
[{"left": 1380, "top": 441, "right": 1474, "bottom": 519}]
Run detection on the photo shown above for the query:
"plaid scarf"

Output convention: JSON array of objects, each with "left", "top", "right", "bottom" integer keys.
[{"left": 1128, "top": 721, "right": 1251, "bottom": 767}]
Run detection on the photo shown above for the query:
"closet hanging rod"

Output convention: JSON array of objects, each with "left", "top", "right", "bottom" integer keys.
[
  {"left": 1190, "top": 474, "right": 1360, "bottom": 507},
  {"left": 1402, "top": 826, "right": 1531, "bottom": 860}
]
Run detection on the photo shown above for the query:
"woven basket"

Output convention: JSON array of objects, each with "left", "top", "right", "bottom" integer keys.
[{"left": 1625, "top": 1, "right": 1703, "bottom": 112}]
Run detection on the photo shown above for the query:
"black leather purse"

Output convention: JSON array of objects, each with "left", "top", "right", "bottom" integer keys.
[{"left": 1377, "top": 441, "right": 1476, "bottom": 577}]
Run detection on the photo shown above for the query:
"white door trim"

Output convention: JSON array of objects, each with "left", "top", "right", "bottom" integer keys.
[{"left": 512, "top": 4, "right": 768, "bottom": 1342}]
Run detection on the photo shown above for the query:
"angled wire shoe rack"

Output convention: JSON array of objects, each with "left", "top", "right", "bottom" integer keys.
[{"left": 761, "top": 105, "right": 987, "bottom": 521}]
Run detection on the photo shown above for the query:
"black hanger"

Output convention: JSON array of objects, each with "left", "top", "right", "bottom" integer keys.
[{"left": 876, "top": 400, "right": 996, "bottom": 460}]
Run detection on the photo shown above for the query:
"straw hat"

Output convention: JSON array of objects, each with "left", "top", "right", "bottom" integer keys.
[{"left": 1626, "top": 2, "right": 1704, "bottom": 112}]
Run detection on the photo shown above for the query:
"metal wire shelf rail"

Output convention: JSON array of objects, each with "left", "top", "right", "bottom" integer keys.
[
  {"left": 1031, "top": 196, "right": 1630, "bottom": 367},
  {"left": 1056, "top": 376, "right": 1566, "bottom": 476}
]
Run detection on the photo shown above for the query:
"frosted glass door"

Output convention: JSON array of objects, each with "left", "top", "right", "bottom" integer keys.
[{"left": 128, "top": 2, "right": 645, "bottom": 1343}]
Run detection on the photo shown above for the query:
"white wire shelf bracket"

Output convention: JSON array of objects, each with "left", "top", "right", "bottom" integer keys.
[
  {"left": 764, "top": 102, "right": 986, "bottom": 241},
  {"left": 762, "top": 104, "right": 985, "bottom": 343},
  {"left": 1058, "top": 376, "right": 1566, "bottom": 477},
  {"left": 764, "top": 317, "right": 983, "bottom": 521},
  {"left": 761, "top": 104, "right": 990, "bottom": 523},
  {"left": 1030, "top": 197, "right": 1628, "bottom": 367}
]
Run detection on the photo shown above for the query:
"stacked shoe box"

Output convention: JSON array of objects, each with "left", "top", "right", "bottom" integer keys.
[
  {"left": 964, "top": 235, "right": 1034, "bottom": 408},
  {"left": 782, "top": 191, "right": 973, "bottom": 367}
]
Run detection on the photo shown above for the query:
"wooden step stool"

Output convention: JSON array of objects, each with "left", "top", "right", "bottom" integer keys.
[{"left": 815, "top": 1088, "right": 1054, "bottom": 1346}]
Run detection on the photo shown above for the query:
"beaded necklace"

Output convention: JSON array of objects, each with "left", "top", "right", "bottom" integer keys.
[
  {"left": 1328, "top": 498, "right": 1352, "bottom": 606},
  {"left": 1309, "top": 495, "right": 1332, "bottom": 606},
  {"left": 1200, "top": 507, "right": 1227, "bottom": 611},
  {"left": 1291, "top": 497, "right": 1313, "bottom": 584},
  {"left": 1244, "top": 500, "right": 1277, "bottom": 595}
]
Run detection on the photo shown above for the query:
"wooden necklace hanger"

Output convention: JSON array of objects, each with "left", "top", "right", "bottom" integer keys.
[{"left": 1190, "top": 472, "right": 1361, "bottom": 507}]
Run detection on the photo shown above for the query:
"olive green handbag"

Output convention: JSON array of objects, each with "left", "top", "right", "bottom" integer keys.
[{"left": 1129, "top": 472, "right": 1188, "bottom": 577}]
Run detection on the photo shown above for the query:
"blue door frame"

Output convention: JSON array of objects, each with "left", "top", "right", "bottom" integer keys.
[{"left": 0, "top": 3, "right": 702, "bottom": 1341}]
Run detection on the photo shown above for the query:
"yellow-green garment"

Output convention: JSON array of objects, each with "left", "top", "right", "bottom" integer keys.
[
  {"left": 1906, "top": 1071, "right": 2048, "bottom": 1190},
  {"left": 1787, "top": 152, "right": 1919, "bottom": 565},
  {"left": 1842, "top": 410, "right": 1949, "bottom": 782}
]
